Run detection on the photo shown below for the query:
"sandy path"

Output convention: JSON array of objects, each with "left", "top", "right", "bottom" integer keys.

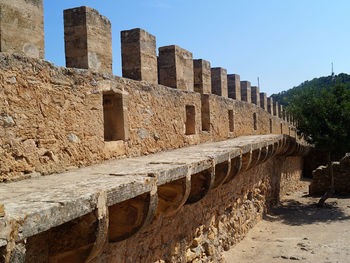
[{"left": 223, "top": 183, "right": 350, "bottom": 263}]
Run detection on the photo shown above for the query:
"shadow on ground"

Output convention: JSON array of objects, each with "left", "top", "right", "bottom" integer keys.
[{"left": 263, "top": 196, "right": 350, "bottom": 226}]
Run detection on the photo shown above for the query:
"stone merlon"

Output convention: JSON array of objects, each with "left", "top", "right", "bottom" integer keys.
[
  {"left": 193, "top": 59, "right": 212, "bottom": 94},
  {"left": 158, "top": 45, "right": 194, "bottom": 91},
  {"left": 228, "top": 74, "right": 241, "bottom": 101},
  {"left": 121, "top": 28, "right": 158, "bottom": 83},
  {"left": 211, "top": 67, "right": 228, "bottom": 98},
  {"left": 64, "top": 6, "right": 113, "bottom": 74}
]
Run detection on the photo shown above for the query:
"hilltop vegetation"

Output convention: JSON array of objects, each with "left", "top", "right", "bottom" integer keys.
[
  {"left": 278, "top": 73, "right": 350, "bottom": 159},
  {"left": 271, "top": 73, "right": 350, "bottom": 107}
]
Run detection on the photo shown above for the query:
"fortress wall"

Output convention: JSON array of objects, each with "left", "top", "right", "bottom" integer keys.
[
  {"left": 0, "top": 54, "right": 295, "bottom": 182},
  {"left": 22, "top": 155, "right": 304, "bottom": 263},
  {"left": 0, "top": 4, "right": 306, "bottom": 262}
]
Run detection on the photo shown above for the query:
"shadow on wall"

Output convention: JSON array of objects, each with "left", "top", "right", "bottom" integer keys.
[
  {"left": 303, "top": 148, "right": 328, "bottom": 178},
  {"left": 263, "top": 198, "right": 350, "bottom": 226}
]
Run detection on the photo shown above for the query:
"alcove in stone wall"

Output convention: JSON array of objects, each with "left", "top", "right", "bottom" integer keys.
[
  {"left": 185, "top": 105, "right": 196, "bottom": 135},
  {"left": 253, "top": 113, "right": 257, "bottom": 131},
  {"left": 103, "top": 92, "right": 127, "bottom": 141},
  {"left": 228, "top": 110, "right": 234, "bottom": 132}
]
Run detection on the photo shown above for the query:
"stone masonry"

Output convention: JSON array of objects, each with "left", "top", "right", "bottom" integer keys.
[
  {"left": 260, "top": 93, "right": 267, "bottom": 111},
  {"left": 193, "top": 59, "right": 211, "bottom": 94},
  {"left": 0, "top": 3, "right": 303, "bottom": 263},
  {"left": 279, "top": 104, "right": 283, "bottom": 119},
  {"left": 211, "top": 67, "right": 228, "bottom": 98},
  {"left": 273, "top": 101, "right": 279, "bottom": 116},
  {"left": 309, "top": 153, "right": 350, "bottom": 196},
  {"left": 158, "top": 45, "right": 194, "bottom": 91},
  {"left": 267, "top": 97, "right": 273, "bottom": 114},
  {"left": 241, "top": 81, "right": 252, "bottom": 103},
  {"left": 121, "top": 28, "right": 158, "bottom": 83},
  {"left": 251, "top": 86, "right": 260, "bottom": 106},
  {"left": 227, "top": 74, "right": 241, "bottom": 100},
  {"left": 0, "top": 0, "right": 45, "bottom": 59},
  {"left": 64, "top": 6, "right": 113, "bottom": 74}
]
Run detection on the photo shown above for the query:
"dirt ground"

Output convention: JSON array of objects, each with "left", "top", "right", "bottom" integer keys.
[{"left": 223, "top": 182, "right": 350, "bottom": 263}]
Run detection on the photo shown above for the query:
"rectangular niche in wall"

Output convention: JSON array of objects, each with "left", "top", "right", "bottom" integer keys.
[
  {"left": 228, "top": 110, "right": 234, "bottom": 132},
  {"left": 280, "top": 123, "right": 283, "bottom": 134},
  {"left": 270, "top": 119, "right": 273, "bottom": 133},
  {"left": 103, "top": 92, "right": 127, "bottom": 141},
  {"left": 201, "top": 95, "right": 210, "bottom": 132},
  {"left": 253, "top": 113, "right": 257, "bottom": 131},
  {"left": 185, "top": 105, "right": 196, "bottom": 135}
]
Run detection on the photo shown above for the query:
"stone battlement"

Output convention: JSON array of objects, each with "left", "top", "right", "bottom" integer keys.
[
  {"left": 0, "top": 2, "right": 306, "bottom": 262},
  {"left": 0, "top": 53, "right": 297, "bottom": 182}
]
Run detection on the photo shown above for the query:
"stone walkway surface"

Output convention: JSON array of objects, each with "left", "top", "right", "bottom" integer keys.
[{"left": 223, "top": 182, "right": 350, "bottom": 263}]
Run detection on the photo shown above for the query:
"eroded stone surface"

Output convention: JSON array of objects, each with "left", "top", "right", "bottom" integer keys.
[
  {"left": 0, "top": 0, "right": 44, "bottom": 58},
  {"left": 267, "top": 97, "right": 274, "bottom": 114},
  {"left": 310, "top": 153, "right": 350, "bottom": 195},
  {"left": 0, "top": 54, "right": 296, "bottom": 183},
  {"left": 251, "top": 86, "right": 260, "bottom": 106},
  {"left": 158, "top": 45, "right": 194, "bottom": 91},
  {"left": 260, "top": 92, "right": 267, "bottom": 111},
  {"left": 211, "top": 67, "right": 228, "bottom": 98},
  {"left": 228, "top": 74, "right": 241, "bottom": 100},
  {"left": 241, "top": 81, "right": 251, "bottom": 103},
  {"left": 121, "top": 28, "right": 157, "bottom": 83},
  {"left": 64, "top": 6, "right": 112, "bottom": 74},
  {"left": 194, "top": 59, "right": 211, "bottom": 94}
]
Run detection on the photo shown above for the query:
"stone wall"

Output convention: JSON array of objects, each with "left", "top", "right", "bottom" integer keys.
[
  {"left": 22, "top": 155, "right": 304, "bottom": 263},
  {"left": 0, "top": 54, "right": 295, "bottom": 183},
  {"left": 309, "top": 153, "right": 350, "bottom": 195},
  {"left": 0, "top": 3, "right": 305, "bottom": 262},
  {"left": 0, "top": 0, "right": 45, "bottom": 59}
]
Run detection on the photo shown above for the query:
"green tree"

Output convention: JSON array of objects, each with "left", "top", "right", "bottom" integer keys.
[{"left": 288, "top": 84, "right": 350, "bottom": 206}]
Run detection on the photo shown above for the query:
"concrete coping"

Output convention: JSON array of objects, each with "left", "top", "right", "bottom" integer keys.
[{"left": 0, "top": 134, "right": 303, "bottom": 244}]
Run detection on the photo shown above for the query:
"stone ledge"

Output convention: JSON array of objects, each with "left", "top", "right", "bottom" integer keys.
[{"left": 0, "top": 134, "right": 310, "bottom": 261}]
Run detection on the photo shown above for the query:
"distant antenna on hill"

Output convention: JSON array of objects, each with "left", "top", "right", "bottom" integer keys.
[{"left": 331, "top": 62, "right": 335, "bottom": 77}]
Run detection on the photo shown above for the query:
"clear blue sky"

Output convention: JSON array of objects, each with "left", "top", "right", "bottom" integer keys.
[{"left": 44, "top": 0, "right": 350, "bottom": 96}]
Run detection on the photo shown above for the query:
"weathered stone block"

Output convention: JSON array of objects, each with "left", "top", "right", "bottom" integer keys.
[
  {"left": 279, "top": 105, "right": 283, "bottom": 118},
  {"left": 260, "top": 93, "right": 267, "bottom": 111},
  {"left": 267, "top": 97, "right": 273, "bottom": 114},
  {"left": 121, "top": 28, "right": 157, "bottom": 83},
  {"left": 0, "top": 0, "right": 44, "bottom": 58},
  {"left": 273, "top": 101, "right": 279, "bottom": 116},
  {"left": 158, "top": 45, "right": 194, "bottom": 91},
  {"left": 251, "top": 86, "right": 260, "bottom": 106},
  {"left": 193, "top": 59, "right": 211, "bottom": 94},
  {"left": 64, "top": 6, "right": 113, "bottom": 74},
  {"left": 211, "top": 67, "right": 228, "bottom": 98},
  {"left": 240, "top": 81, "right": 251, "bottom": 103},
  {"left": 227, "top": 74, "right": 241, "bottom": 100}
]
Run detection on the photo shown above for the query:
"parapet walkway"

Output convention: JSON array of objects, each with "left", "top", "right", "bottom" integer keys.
[{"left": 0, "top": 135, "right": 309, "bottom": 262}]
